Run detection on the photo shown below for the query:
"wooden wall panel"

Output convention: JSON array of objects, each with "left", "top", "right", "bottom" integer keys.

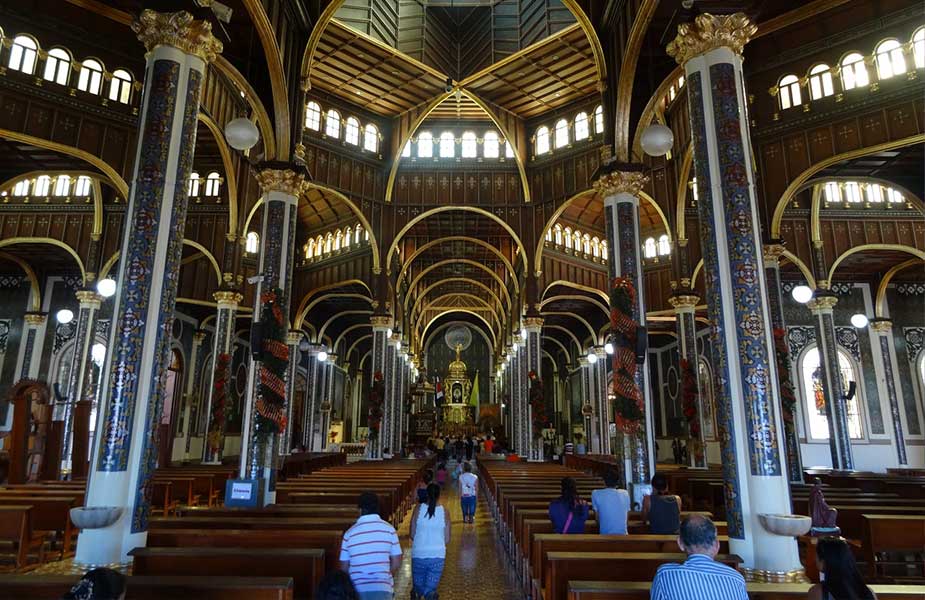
[
  {"left": 392, "top": 168, "right": 521, "bottom": 205},
  {"left": 304, "top": 143, "right": 384, "bottom": 203}
]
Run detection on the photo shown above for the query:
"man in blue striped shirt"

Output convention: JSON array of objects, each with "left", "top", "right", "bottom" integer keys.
[{"left": 650, "top": 514, "right": 748, "bottom": 600}]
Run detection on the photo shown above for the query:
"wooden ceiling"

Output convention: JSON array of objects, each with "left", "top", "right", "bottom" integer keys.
[
  {"left": 817, "top": 144, "right": 924, "bottom": 201},
  {"left": 427, "top": 93, "right": 488, "bottom": 121},
  {"left": 298, "top": 185, "right": 360, "bottom": 235},
  {"left": 556, "top": 191, "right": 668, "bottom": 237}
]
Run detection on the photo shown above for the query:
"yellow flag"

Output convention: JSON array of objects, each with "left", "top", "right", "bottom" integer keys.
[{"left": 468, "top": 372, "right": 479, "bottom": 406}]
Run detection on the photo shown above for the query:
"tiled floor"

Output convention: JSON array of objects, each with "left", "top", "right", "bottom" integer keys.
[{"left": 393, "top": 478, "right": 524, "bottom": 599}]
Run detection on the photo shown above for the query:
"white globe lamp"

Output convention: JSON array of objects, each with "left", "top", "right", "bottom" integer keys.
[
  {"left": 224, "top": 117, "right": 260, "bottom": 151},
  {"left": 791, "top": 285, "right": 813, "bottom": 304},
  {"left": 97, "top": 278, "right": 116, "bottom": 298},
  {"left": 640, "top": 123, "right": 675, "bottom": 157},
  {"left": 850, "top": 314, "right": 869, "bottom": 328},
  {"left": 604, "top": 342, "right": 614, "bottom": 355},
  {"left": 586, "top": 351, "right": 598, "bottom": 364},
  {"left": 56, "top": 309, "right": 74, "bottom": 324},
  {"left": 317, "top": 350, "right": 328, "bottom": 362}
]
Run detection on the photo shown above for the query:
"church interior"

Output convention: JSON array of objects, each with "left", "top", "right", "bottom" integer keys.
[{"left": 0, "top": 0, "right": 922, "bottom": 597}]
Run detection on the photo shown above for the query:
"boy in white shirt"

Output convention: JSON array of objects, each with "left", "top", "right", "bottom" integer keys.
[{"left": 458, "top": 461, "right": 479, "bottom": 524}]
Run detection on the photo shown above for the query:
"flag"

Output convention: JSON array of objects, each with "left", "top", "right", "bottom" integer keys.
[
  {"left": 435, "top": 377, "right": 444, "bottom": 404},
  {"left": 468, "top": 372, "right": 479, "bottom": 406}
]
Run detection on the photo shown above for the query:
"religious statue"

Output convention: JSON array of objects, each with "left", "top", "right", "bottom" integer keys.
[{"left": 809, "top": 478, "right": 840, "bottom": 536}]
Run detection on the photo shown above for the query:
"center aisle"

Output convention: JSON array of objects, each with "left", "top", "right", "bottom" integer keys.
[{"left": 392, "top": 464, "right": 523, "bottom": 599}]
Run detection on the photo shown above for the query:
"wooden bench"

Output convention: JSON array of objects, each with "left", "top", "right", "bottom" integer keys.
[
  {"left": 0, "top": 505, "right": 45, "bottom": 570},
  {"left": 0, "top": 574, "right": 294, "bottom": 599},
  {"left": 863, "top": 514, "right": 925, "bottom": 580},
  {"left": 565, "top": 581, "right": 925, "bottom": 600},
  {"left": 129, "top": 547, "right": 323, "bottom": 600},
  {"left": 148, "top": 516, "right": 355, "bottom": 532},
  {"left": 0, "top": 495, "right": 76, "bottom": 557},
  {"left": 176, "top": 504, "right": 359, "bottom": 519}
]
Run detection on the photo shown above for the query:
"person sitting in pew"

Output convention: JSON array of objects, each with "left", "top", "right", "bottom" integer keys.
[
  {"left": 809, "top": 537, "right": 877, "bottom": 600},
  {"left": 650, "top": 514, "right": 747, "bottom": 600},
  {"left": 417, "top": 471, "right": 434, "bottom": 504},
  {"left": 339, "top": 492, "right": 403, "bottom": 600},
  {"left": 548, "top": 477, "right": 590, "bottom": 534},
  {"left": 642, "top": 473, "right": 681, "bottom": 534},
  {"left": 62, "top": 567, "right": 126, "bottom": 600},
  {"left": 591, "top": 469, "right": 631, "bottom": 535},
  {"left": 316, "top": 570, "right": 359, "bottom": 600}
]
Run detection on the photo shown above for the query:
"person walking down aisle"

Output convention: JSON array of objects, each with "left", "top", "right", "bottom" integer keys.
[
  {"left": 591, "top": 469, "right": 631, "bottom": 535},
  {"left": 458, "top": 462, "right": 478, "bottom": 524},
  {"left": 650, "top": 515, "right": 747, "bottom": 600},
  {"left": 410, "top": 483, "right": 452, "bottom": 600},
  {"left": 340, "top": 492, "right": 403, "bottom": 600},
  {"left": 642, "top": 472, "right": 682, "bottom": 534},
  {"left": 548, "top": 477, "right": 590, "bottom": 534},
  {"left": 808, "top": 537, "right": 877, "bottom": 600}
]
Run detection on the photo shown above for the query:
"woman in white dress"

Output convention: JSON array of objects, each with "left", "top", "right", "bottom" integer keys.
[{"left": 409, "top": 483, "right": 451, "bottom": 600}]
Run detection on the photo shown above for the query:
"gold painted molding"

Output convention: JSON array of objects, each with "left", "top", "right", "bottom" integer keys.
[
  {"left": 0, "top": 237, "right": 86, "bottom": 282},
  {"left": 807, "top": 295, "right": 838, "bottom": 312},
  {"left": 614, "top": 0, "right": 659, "bottom": 161},
  {"left": 875, "top": 259, "right": 920, "bottom": 317},
  {"left": 132, "top": 10, "right": 222, "bottom": 63},
  {"left": 594, "top": 170, "right": 649, "bottom": 198},
  {"left": 75, "top": 290, "right": 103, "bottom": 308},
  {"left": 24, "top": 313, "right": 47, "bottom": 326},
  {"left": 828, "top": 244, "right": 925, "bottom": 284},
  {"left": 213, "top": 290, "right": 243, "bottom": 306},
  {"left": 668, "top": 294, "right": 700, "bottom": 310},
  {"left": 667, "top": 13, "right": 757, "bottom": 65},
  {"left": 869, "top": 319, "right": 893, "bottom": 333},
  {"left": 256, "top": 168, "right": 305, "bottom": 196},
  {"left": 0, "top": 251, "right": 41, "bottom": 311},
  {"left": 197, "top": 113, "right": 238, "bottom": 233},
  {"left": 395, "top": 236, "right": 518, "bottom": 291},
  {"left": 212, "top": 58, "right": 276, "bottom": 160}
]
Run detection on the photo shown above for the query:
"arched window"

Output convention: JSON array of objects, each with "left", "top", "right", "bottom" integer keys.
[
  {"left": 344, "top": 117, "right": 360, "bottom": 145},
  {"left": 342, "top": 227, "right": 352, "bottom": 247},
  {"left": 545, "top": 228, "right": 553, "bottom": 242},
  {"left": 334, "top": 230, "right": 343, "bottom": 251},
  {"left": 668, "top": 84, "right": 677, "bottom": 102},
  {"left": 823, "top": 181, "right": 840, "bottom": 203},
  {"left": 505, "top": 139, "right": 515, "bottom": 158},
  {"left": 866, "top": 183, "right": 883, "bottom": 203},
  {"left": 9, "top": 35, "right": 38, "bottom": 74},
  {"left": 315, "top": 235, "right": 324, "bottom": 254},
  {"left": 657, "top": 234, "right": 671, "bottom": 256},
  {"left": 77, "top": 59, "right": 104, "bottom": 95},
  {"left": 840, "top": 53, "right": 869, "bottom": 90},
  {"left": 363, "top": 226, "right": 369, "bottom": 241},
  {"left": 594, "top": 105, "right": 604, "bottom": 134},
  {"left": 109, "top": 69, "right": 132, "bottom": 103},
  {"left": 886, "top": 187, "right": 904, "bottom": 203},
  {"left": 12, "top": 179, "right": 30, "bottom": 196},
  {"left": 324, "top": 233, "right": 333, "bottom": 253},
  {"left": 483, "top": 131, "right": 499, "bottom": 158},
  {"left": 914, "top": 28, "right": 925, "bottom": 69},
  {"left": 572, "top": 230, "right": 582, "bottom": 251},
  {"left": 800, "top": 346, "right": 864, "bottom": 440},
  {"left": 591, "top": 236, "right": 601, "bottom": 257},
  {"left": 582, "top": 233, "right": 591, "bottom": 254},
  {"left": 305, "top": 239, "right": 315, "bottom": 259},
  {"left": 535, "top": 126, "right": 550, "bottom": 155},
  {"left": 808, "top": 64, "right": 834, "bottom": 100},
  {"left": 356, "top": 224, "right": 364, "bottom": 243},
  {"left": 364, "top": 124, "right": 378, "bottom": 152},
  {"left": 778, "top": 74, "right": 802, "bottom": 110},
  {"left": 417, "top": 131, "right": 433, "bottom": 158},
  {"left": 698, "top": 358, "right": 716, "bottom": 440},
  {"left": 690, "top": 177, "right": 699, "bottom": 203},
  {"left": 43, "top": 48, "right": 71, "bottom": 85},
  {"left": 402, "top": 142, "right": 411, "bottom": 157},
  {"left": 325, "top": 109, "right": 341, "bottom": 137},
  {"left": 553, "top": 224, "right": 563, "bottom": 245},
  {"left": 74, "top": 176, "right": 91, "bottom": 196},
  {"left": 33, "top": 175, "right": 51, "bottom": 196},
  {"left": 305, "top": 101, "right": 321, "bottom": 130},
  {"left": 54, "top": 175, "right": 71, "bottom": 196},
  {"left": 844, "top": 181, "right": 862, "bottom": 203},
  {"left": 574, "top": 112, "right": 589, "bottom": 141},
  {"left": 643, "top": 237, "right": 657, "bottom": 258},
  {"left": 875, "top": 39, "right": 906, "bottom": 80},
  {"left": 188, "top": 172, "right": 201, "bottom": 196},
  {"left": 554, "top": 119, "right": 569, "bottom": 149},
  {"left": 461, "top": 131, "right": 477, "bottom": 158},
  {"left": 563, "top": 227, "right": 573, "bottom": 249},
  {"left": 204, "top": 172, "right": 221, "bottom": 197},
  {"left": 245, "top": 231, "right": 259, "bottom": 254},
  {"left": 601, "top": 240, "right": 608, "bottom": 262},
  {"left": 439, "top": 131, "right": 455, "bottom": 157}
]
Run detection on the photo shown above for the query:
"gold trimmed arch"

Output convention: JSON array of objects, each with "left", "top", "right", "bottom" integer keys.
[
  {"left": 876, "top": 259, "right": 922, "bottom": 317},
  {"left": 420, "top": 310, "right": 498, "bottom": 350},
  {"left": 416, "top": 292, "right": 502, "bottom": 336},
  {"left": 690, "top": 251, "right": 816, "bottom": 291},
  {"left": 404, "top": 259, "right": 512, "bottom": 312},
  {"left": 409, "top": 278, "right": 506, "bottom": 323},
  {"left": 388, "top": 206, "right": 528, "bottom": 269},
  {"left": 0, "top": 251, "right": 41, "bottom": 311},
  {"left": 296, "top": 293, "right": 373, "bottom": 331},
  {"left": 334, "top": 322, "right": 373, "bottom": 352},
  {"left": 317, "top": 310, "right": 374, "bottom": 344},
  {"left": 347, "top": 333, "right": 372, "bottom": 362},
  {"left": 541, "top": 311, "right": 599, "bottom": 346},
  {"left": 543, "top": 324, "right": 582, "bottom": 353},
  {"left": 396, "top": 236, "right": 518, "bottom": 290},
  {"left": 542, "top": 334, "right": 572, "bottom": 362},
  {"left": 97, "top": 239, "right": 222, "bottom": 287},
  {"left": 675, "top": 147, "right": 694, "bottom": 241},
  {"left": 614, "top": 0, "right": 659, "bottom": 161},
  {"left": 293, "top": 279, "right": 372, "bottom": 329},
  {"left": 0, "top": 237, "right": 86, "bottom": 282},
  {"left": 541, "top": 280, "right": 608, "bottom": 304},
  {"left": 539, "top": 294, "right": 609, "bottom": 317},
  {"left": 828, "top": 244, "right": 925, "bottom": 283},
  {"left": 197, "top": 113, "right": 238, "bottom": 233}
]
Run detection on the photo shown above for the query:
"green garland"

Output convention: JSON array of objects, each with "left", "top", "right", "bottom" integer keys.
[
  {"left": 254, "top": 288, "right": 289, "bottom": 441},
  {"left": 610, "top": 277, "right": 644, "bottom": 432}
]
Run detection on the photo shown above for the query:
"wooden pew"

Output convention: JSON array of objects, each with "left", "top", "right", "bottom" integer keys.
[
  {"left": 148, "top": 516, "right": 355, "bottom": 533},
  {"left": 565, "top": 581, "right": 925, "bottom": 600},
  {"left": 863, "top": 514, "right": 925, "bottom": 580},
  {"left": 0, "top": 574, "right": 294, "bottom": 599},
  {"left": 0, "top": 505, "right": 45, "bottom": 570},
  {"left": 543, "top": 551, "right": 743, "bottom": 600},
  {"left": 176, "top": 504, "right": 359, "bottom": 519},
  {"left": 130, "top": 547, "right": 324, "bottom": 600},
  {"left": 0, "top": 495, "right": 76, "bottom": 557}
]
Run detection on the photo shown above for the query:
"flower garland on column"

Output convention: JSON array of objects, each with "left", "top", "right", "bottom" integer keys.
[
  {"left": 255, "top": 289, "right": 289, "bottom": 441},
  {"left": 368, "top": 371, "right": 384, "bottom": 440},
  {"left": 773, "top": 328, "right": 797, "bottom": 426},
  {"left": 680, "top": 358, "right": 703, "bottom": 464},
  {"left": 528, "top": 370, "right": 545, "bottom": 439},
  {"left": 207, "top": 352, "right": 231, "bottom": 455},
  {"left": 610, "top": 277, "right": 644, "bottom": 432}
]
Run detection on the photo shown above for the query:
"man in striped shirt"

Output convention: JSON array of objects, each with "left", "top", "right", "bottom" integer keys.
[
  {"left": 650, "top": 514, "right": 748, "bottom": 600},
  {"left": 339, "top": 491, "right": 403, "bottom": 599}
]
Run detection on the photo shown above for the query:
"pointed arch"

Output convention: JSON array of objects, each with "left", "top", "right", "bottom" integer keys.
[
  {"left": 0, "top": 237, "right": 86, "bottom": 282},
  {"left": 404, "top": 259, "right": 512, "bottom": 312},
  {"left": 875, "top": 259, "right": 921, "bottom": 317},
  {"left": 396, "top": 236, "right": 518, "bottom": 291},
  {"left": 295, "top": 292, "right": 373, "bottom": 330},
  {"left": 828, "top": 245, "right": 925, "bottom": 283},
  {"left": 409, "top": 279, "right": 507, "bottom": 323},
  {"left": 0, "top": 251, "right": 41, "bottom": 311},
  {"left": 541, "top": 280, "right": 609, "bottom": 304},
  {"left": 197, "top": 112, "right": 238, "bottom": 233},
  {"left": 317, "top": 310, "right": 374, "bottom": 344},
  {"left": 419, "top": 310, "right": 498, "bottom": 350},
  {"left": 292, "top": 279, "right": 373, "bottom": 329}
]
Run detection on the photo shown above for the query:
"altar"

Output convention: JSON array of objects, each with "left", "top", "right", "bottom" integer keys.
[{"left": 437, "top": 343, "right": 478, "bottom": 437}]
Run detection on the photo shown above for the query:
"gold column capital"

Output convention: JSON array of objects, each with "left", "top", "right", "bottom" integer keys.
[
  {"left": 287, "top": 331, "right": 303, "bottom": 346},
  {"left": 807, "top": 295, "right": 838, "bottom": 312},
  {"left": 593, "top": 170, "right": 649, "bottom": 198},
  {"left": 132, "top": 10, "right": 223, "bottom": 63},
  {"left": 213, "top": 290, "right": 243, "bottom": 305},
  {"left": 370, "top": 315, "right": 392, "bottom": 329},
  {"left": 763, "top": 243, "right": 787, "bottom": 264},
  {"left": 523, "top": 316, "right": 544, "bottom": 330},
  {"left": 24, "top": 312, "right": 46, "bottom": 326},
  {"left": 193, "top": 330, "right": 207, "bottom": 344},
  {"left": 869, "top": 319, "right": 893, "bottom": 333},
  {"left": 75, "top": 290, "right": 103, "bottom": 308},
  {"left": 668, "top": 294, "right": 700, "bottom": 310},
  {"left": 256, "top": 168, "right": 306, "bottom": 196},
  {"left": 667, "top": 12, "right": 757, "bottom": 65}
]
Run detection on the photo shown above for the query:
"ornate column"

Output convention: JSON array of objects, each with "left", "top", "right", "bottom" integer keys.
[
  {"left": 239, "top": 168, "right": 305, "bottom": 499},
  {"left": 510, "top": 343, "right": 523, "bottom": 455},
  {"left": 764, "top": 243, "right": 803, "bottom": 482},
  {"left": 61, "top": 290, "right": 103, "bottom": 475},
  {"left": 593, "top": 346, "right": 610, "bottom": 455},
  {"left": 669, "top": 294, "right": 707, "bottom": 468},
  {"left": 175, "top": 329, "right": 204, "bottom": 460},
  {"left": 807, "top": 293, "right": 854, "bottom": 470},
  {"left": 524, "top": 317, "right": 543, "bottom": 460},
  {"left": 869, "top": 319, "right": 907, "bottom": 466},
  {"left": 366, "top": 316, "right": 391, "bottom": 459},
  {"left": 280, "top": 332, "right": 301, "bottom": 455},
  {"left": 182, "top": 330, "right": 207, "bottom": 459},
  {"left": 380, "top": 331, "right": 398, "bottom": 455},
  {"left": 594, "top": 168, "right": 654, "bottom": 492},
  {"left": 578, "top": 355, "right": 592, "bottom": 448},
  {"left": 320, "top": 354, "right": 336, "bottom": 450},
  {"left": 18, "top": 312, "right": 47, "bottom": 380},
  {"left": 390, "top": 341, "right": 409, "bottom": 453},
  {"left": 201, "top": 290, "right": 242, "bottom": 463},
  {"left": 669, "top": 12, "right": 800, "bottom": 576},
  {"left": 77, "top": 9, "right": 220, "bottom": 566},
  {"left": 301, "top": 344, "right": 322, "bottom": 450}
]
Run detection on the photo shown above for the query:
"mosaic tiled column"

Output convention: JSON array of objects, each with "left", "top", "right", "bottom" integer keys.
[
  {"left": 18, "top": 312, "right": 47, "bottom": 380},
  {"left": 320, "top": 354, "right": 336, "bottom": 450},
  {"left": 201, "top": 290, "right": 242, "bottom": 463},
  {"left": 240, "top": 168, "right": 304, "bottom": 501},
  {"left": 669, "top": 294, "right": 707, "bottom": 469},
  {"left": 301, "top": 344, "right": 322, "bottom": 450},
  {"left": 389, "top": 341, "right": 409, "bottom": 453},
  {"left": 807, "top": 293, "right": 854, "bottom": 470},
  {"left": 668, "top": 12, "right": 800, "bottom": 575},
  {"left": 510, "top": 343, "right": 523, "bottom": 454},
  {"left": 764, "top": 243, "right": 803, "bottom": 482},
  {"left": 367, "top": 316, "right": 391, "bottom": 459},
  {"left": 870, "top": 319, "right": 908, "bottom": 465},
  {"left": 524, "top": 318, "right": 543, "bottom": 460},
  {"left": 61, "top": 290, "right": 103, "bottom": 475},
  {"left": 280, "top": 332, "right": 301, "bottom": 455},
  {"left": 593, "top": 346, "right": 611, "bottom": 455},
  {"left": 76, "top": 10, "right": 221, "bottom": 567},
  {"left": 380, "top": 332, "right": 398, "bottom": 455},
  {"left": 595, "top": 169, "right": 654, "bottom": 491},
  {"left": 577, "top": 355, "right": 592, "bottom": 448},
  {"left": 182, "top": 330, "right": 207, "bottom": 459}
]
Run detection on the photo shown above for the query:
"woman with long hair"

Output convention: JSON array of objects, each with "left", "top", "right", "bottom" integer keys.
[
  {"left": 641, "top": 472, "right": 681, "bottom": 534},
  {"left": 548, "top": 476, "right": 589, "bottom": 534},
  {"left": 409, "top": 483, "right": 451, "bottom": 600},
  {"left": 809, "top": 537, "right": 877, "bottom": 600}
]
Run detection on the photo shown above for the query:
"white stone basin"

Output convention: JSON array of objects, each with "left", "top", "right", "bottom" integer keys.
[
  {"left": 758, "top": 513, "right": 812, "bottom": 537},
  {"left": 70, "top": 506, "right": 123, "bottom": 530}
]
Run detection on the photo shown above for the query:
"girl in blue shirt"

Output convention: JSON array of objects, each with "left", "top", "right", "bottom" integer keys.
[{"left": 547, "top": 476, "right": 589, "bottom": 534}]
